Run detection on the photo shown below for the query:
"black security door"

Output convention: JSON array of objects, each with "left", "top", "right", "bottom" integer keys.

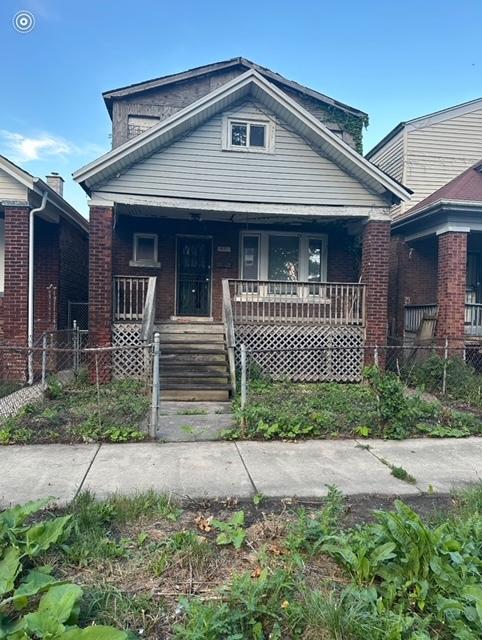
[{"left": 176, "top": 237, "right": 212, "bottom": 316}]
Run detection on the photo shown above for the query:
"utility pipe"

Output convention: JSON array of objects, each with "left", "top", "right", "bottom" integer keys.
[{"left": 28, "top": 191, "right": 48, "bottom": 384}]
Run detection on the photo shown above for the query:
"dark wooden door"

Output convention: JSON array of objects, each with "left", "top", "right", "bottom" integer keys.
[{"left": 176, "top": 237, "right": 212, "bottom": 316}]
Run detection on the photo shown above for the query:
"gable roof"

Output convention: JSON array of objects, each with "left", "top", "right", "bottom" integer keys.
[
  {"left": 0, "top": 154, "right": 88, "bottom": 232},
  {"left": 393, "top": 160, "right": 482, "bottom": 225},
  {"left": 75, "top": 69, "right": 410, "bottom": 205},
  {"left": 102, "top": 57, "right": 367, "bottom": 120},
  {"left": 366, "top": 96, "right": 482, "bottom": 160}
]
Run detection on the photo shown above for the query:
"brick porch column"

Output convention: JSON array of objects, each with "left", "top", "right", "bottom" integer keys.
[
  {"left": 436, "top": 231, "right": 467, "bottom": 343},
  {"left": 361, "top": 219, "right": 391, "bottom": 365},
  {"left": 3, "top": 206, "right": 30, "bottom": 381},
  {"left": 88, "top": 205, "right": 113, "bottom": 382}
]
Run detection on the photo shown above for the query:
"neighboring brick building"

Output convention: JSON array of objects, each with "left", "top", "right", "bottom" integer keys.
[
  {"left": 388, "top": 162, "right": 482, "bottom": 343},
  {"left": 75, "top": 59, "right": 410, "bottom": 397},
  {"left": 0, "top": 155, "right": 89, "bottom": 382}
]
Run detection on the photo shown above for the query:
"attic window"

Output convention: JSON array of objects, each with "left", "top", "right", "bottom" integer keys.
[
  {"left": 127, "top": 115, "right": 160, "bottom": 139},
  {"left": 223, "top": 117, "right": 274, "bottom": 152}
]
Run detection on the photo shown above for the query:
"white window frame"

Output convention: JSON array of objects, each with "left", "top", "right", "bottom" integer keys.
[
  {"left": 222, "top": 117, "right": 275, "bottom": 153},
  {"left": 239, "top": 231, "right": 327, "bottom": 299},
  {"left": 130, "top": 233, "right": 160, "bottom": 268}
]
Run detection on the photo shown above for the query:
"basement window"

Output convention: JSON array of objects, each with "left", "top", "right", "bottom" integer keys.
[
  {"left": 223, "top": 117, "right": 274, "bottom": 152},
  {"left": 130, "top": 233, "right": 160, "bottom": 267}
]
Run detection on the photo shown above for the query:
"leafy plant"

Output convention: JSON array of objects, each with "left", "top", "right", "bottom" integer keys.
[
  {"left": 0, "top": 498, "right": 129, "bottom": 640},
  {"left": 211, "top": 511, "right": 246, "bottom": 550}
]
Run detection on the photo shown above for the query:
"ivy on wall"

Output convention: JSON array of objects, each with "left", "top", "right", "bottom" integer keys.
[{"left": 320, "top": 105, "right": 369, "bottom": 155}]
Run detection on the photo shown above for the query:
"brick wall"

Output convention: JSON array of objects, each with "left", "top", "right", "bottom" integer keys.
[
  {"left": 436, "top": 231, "right": 467, "bottom": 339},
  {"left": 388, "top": 235, "right": 438, "bottom": 337},
  {"left": 361, "top": 220, "right": 391, "bottom": 353},
  {"left": 112, "top": 217, "right": 360, "bottom": 321},
  {"left": 58, "top": 218, "right": 89, "bottom": 329},
  {"left": 33, "top": 218, "right": 60, "bottom": 338},
  {"left": 3, "top": 207, "right": 29, "bottom": 380},
  {"left": 89, "top": 206, "right": 113, "bottom": 349}
]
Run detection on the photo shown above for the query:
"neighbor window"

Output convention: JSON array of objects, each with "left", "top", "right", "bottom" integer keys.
[
  {"left": 223, "top": 118, "right": 274, "bottom": 152},
  {"left": 127, "top": 115, "right": 160, "bottom": 139},
  {"left": 131, "top": 233, "right": 159, "bottom": 267}
]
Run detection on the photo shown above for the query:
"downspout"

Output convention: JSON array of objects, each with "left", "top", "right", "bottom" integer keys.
[{"left": 28, "top": 191, "right": 48, "bottom": 384}]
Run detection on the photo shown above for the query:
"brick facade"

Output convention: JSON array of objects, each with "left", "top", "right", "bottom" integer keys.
[
  {"left": 436, "top": 231, "right": 467, "bottom": 339},
  {"left": 89, "top": 206, "right": 113, "bottom": 348},
  {"left": 111, "top": 216, "right": 359, "bottom": 322},
  {"left": 3, "top": 207, "right": 30, "bottom": 380},
  {"left": 361, "top": 220, "right": 391, "bottom": 355}
]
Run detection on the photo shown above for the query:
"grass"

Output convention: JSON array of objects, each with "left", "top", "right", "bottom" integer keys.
[
  {"left": 0, "top": 374, "right": 150, "bottom": 445},
  {"left": 230, "top": 373, "right": 481, "bottom": 441},
  {"left": 16, "top": 483, "right": 481, "bottom": 639},
  {"left": 390, "top": 464, "right": 417, "bottom": 484}
]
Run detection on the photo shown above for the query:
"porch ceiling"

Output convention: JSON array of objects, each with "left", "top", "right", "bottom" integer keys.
[{"left": 113, "top": 200, "right": 375, "bottom": 226}]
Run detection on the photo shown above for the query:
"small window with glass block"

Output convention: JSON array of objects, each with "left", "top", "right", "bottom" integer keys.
[{"left": 223, "top": 117, "right": 274, "bottom": 152}]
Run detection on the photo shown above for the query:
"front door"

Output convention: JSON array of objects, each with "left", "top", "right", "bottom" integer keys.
[{"left": 176, "top": 237, "right": 212, "bottom": 316}]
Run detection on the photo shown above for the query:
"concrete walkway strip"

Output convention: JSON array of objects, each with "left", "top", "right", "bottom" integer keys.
[
  {"left": 365, "top": 437, "right": 482, "bottom": 492},
  {"left": 0, "top": 444, "right": 99, "bottom": 507},
  {"left": 0, "top": 437, "right": 480, "bottom": 508},
  {"left": 236, "top": 440, "right": 420, "bottom": 497},
  {"left": 82, "top": 442, "right": 253, "bottom": 499}
]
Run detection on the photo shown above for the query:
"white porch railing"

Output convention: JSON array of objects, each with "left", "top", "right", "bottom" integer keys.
[
  {"left": 404, "top": 304, "right": 438, "bottom": 334},
  {"left": 113, "top": 276, "right": 150, "bottom": 321},
  {"left": 227, "top": 280, "right": 366, "bottom": 326},
  {"left": 465, "top": 303, "right": 482, "bottom": 336},
  {"left": 405, "top": 302, "right": 482, "bottom": 337}
]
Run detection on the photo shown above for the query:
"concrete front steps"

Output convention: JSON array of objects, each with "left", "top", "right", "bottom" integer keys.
[{"left": 156, "top": 322, "right": 231, "bottom": 401}]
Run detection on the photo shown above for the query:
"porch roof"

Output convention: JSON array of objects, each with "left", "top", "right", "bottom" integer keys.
[{"left": 75, "top": 70, "right": 411, "bottom": 206}]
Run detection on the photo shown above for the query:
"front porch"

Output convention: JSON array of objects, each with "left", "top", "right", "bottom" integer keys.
[{"left": 101, "top": 209, "right": 388, "bottom": 387}]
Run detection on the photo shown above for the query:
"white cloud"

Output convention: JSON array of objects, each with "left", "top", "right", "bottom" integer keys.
[{"left": 0, "top": 130, "right": 74, "bottom": 162}]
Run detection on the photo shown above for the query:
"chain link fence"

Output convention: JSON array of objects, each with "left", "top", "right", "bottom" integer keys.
[
  {"left": 239, "top": 340, "right": 482, "bottom": 412},
  {"left": 0, "top": 334, "right": 158, "bottom": 445}
]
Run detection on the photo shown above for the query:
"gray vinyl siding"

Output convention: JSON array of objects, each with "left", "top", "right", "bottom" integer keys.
[
  {"left": 98, "top": 101, "right": 385, "bottom": 207},
  {"left": 405, "top": 107, "right": 482, "bottom": 209},
  {"left": 0, "top": 168, "right": 27, "bottom": 201},
  {"left": 368, "top": 131, "right": 404, "bottom": 183}
]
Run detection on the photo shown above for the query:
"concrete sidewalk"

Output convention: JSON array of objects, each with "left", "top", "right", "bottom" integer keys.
[{"left": 0, "top": 437, "right": 481, "bottom": 507}]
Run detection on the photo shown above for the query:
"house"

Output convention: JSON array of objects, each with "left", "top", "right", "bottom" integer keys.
[
  {"left": 74, "top": 58, "right": 410, "bottom": 399},
  {"left": 0, "top": 155, "right": 89, "bottom": 382},
  {"left": 367, "top": 98, "right": 482, "bottom": 342},
  {"left": 366, "top": 97, "right": 482, "bottom": 218}
]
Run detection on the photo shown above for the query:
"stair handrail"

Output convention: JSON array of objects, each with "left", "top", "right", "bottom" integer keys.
[
  {"left": 140, "top": 276, "right": 157, "bottom": 343},
  {"left": 222, "top": 279, "right": 236, "bottom": 394}
]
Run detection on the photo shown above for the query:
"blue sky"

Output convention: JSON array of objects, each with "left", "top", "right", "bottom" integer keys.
[{"left": 1, "top": 0, "right": 481, "bottom": 216}]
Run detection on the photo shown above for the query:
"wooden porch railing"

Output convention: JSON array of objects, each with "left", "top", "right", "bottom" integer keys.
[
  {"left": 227, "top": 280, "right": 366, "bottom": 326},
  {"left": 404, "top": 304, "right": 438, "bottom": 334},
  {"left": 465, "top": 303, "right": 482, "bottom": 336},
  {"left": 222, "top": 279, "right": 236, "bottom": 393},
  {"left": 405, "top": 303, "right": 482, "bottom": 337},
  {"left": 113, "top": 276, "right": 150, "bottom": 321}
]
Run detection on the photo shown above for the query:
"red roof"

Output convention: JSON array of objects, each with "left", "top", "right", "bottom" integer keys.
[{"left": 397, "top": 160, "right": 482, "bottom": 221}]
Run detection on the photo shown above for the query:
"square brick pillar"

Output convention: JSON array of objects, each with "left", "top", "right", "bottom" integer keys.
[
  {"left": 436, "top": 231, "right": 467, "bottom": 343},
  {"left": 88, "top": 205, "right": 113, "bottom": 382},
  {"left": 361, "top": 220, "right": 391, "bottom": 365},
  {"left": 3, "top": 206, "right": 30, "bottom": 381}
]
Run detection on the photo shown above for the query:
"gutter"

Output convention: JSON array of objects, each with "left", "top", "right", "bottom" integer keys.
[{"left": 28, "top": 190, "right": 48, "bottom": 384}]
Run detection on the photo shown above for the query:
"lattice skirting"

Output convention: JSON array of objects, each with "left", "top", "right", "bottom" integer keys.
[
  {"left": 112, "top": 323, "right": 148, "bottom": 380},
  {"left": 234, "top": 324, "right": 365, "bottom": 382}
]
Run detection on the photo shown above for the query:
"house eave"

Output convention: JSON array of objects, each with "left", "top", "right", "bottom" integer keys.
[{"left": 392, "top": 199, "right": 482, "bottom": 233}]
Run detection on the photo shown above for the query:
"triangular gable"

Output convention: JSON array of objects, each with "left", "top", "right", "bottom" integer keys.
[
  {"left": 97, "top": 100, "right": 387, "bottom": 207},
  {"left": 74, "top": 70, "right": 411, "bottom": 204}
]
